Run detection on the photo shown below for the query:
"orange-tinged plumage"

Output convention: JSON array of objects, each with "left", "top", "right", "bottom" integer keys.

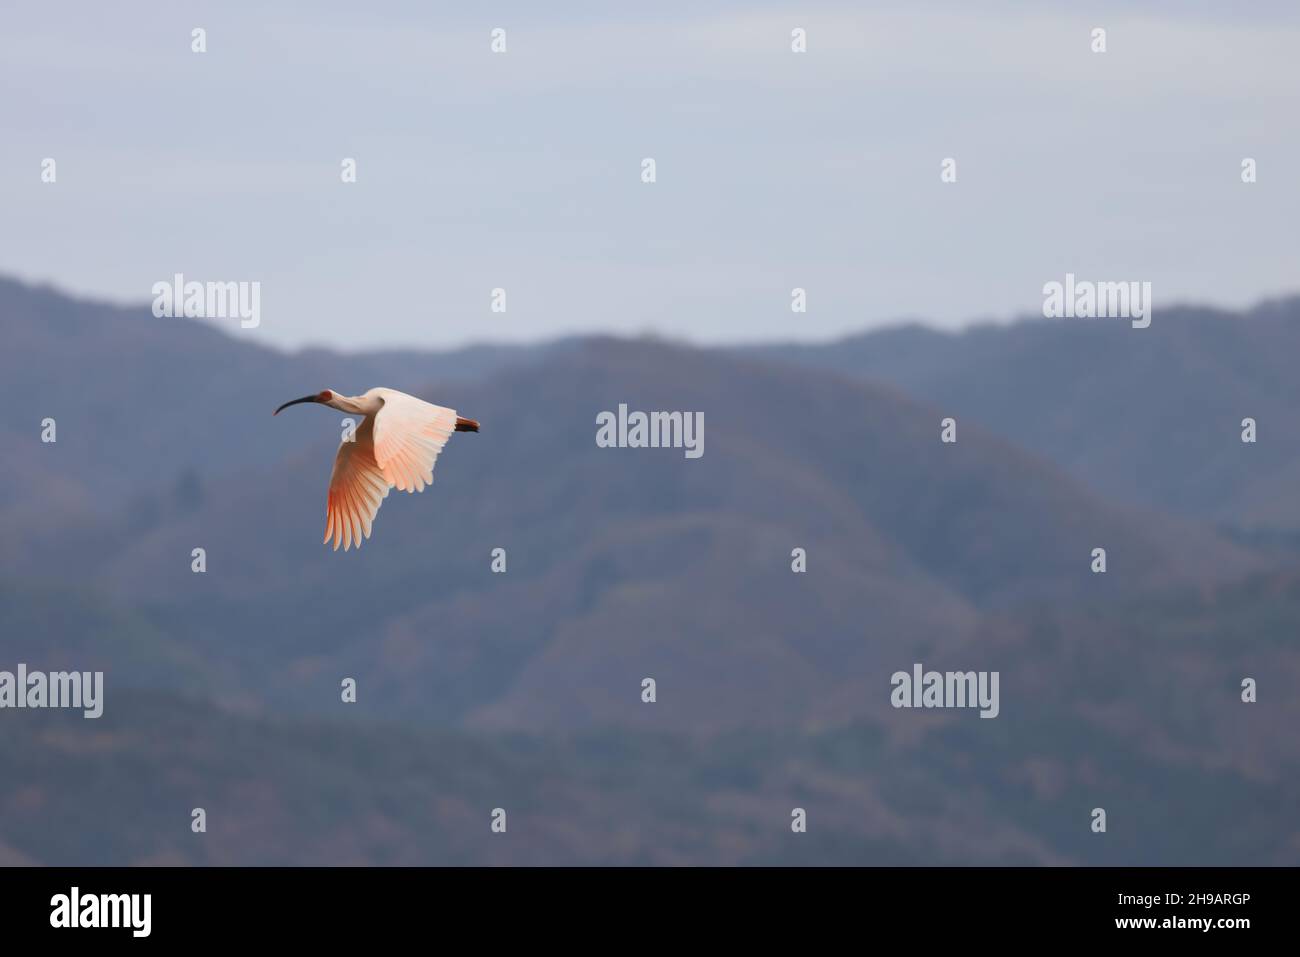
[{"left": 274, "top": 387, "right": 478, "bottom": 551}]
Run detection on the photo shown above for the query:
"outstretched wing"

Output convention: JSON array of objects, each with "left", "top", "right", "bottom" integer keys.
[
  {"left": 324, "top": 414, "right": 391, "bottom": 551},
  {"left": 370, "top": 388, "right": 458, "bottom": 493}
]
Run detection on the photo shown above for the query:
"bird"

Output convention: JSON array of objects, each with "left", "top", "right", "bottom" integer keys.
[{"left": 274, "top": 388, "right": 479, "bottom": 551}]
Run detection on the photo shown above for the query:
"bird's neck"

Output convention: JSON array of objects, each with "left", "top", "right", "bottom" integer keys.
[{"left": 326, "top": 394, "right": 376, "bottom": 416}]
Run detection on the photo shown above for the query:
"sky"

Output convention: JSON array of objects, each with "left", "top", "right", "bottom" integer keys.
[{"left": 2, "top": 0, "right": 1298, "bottom": 351}]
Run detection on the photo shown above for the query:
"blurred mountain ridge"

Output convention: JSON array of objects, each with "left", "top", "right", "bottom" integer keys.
[{"left": 1, "top": 275, "right": 1296, "bottom": 865}]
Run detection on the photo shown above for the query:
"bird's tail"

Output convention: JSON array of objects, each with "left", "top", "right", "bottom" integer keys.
[{"left": 455, "top": 416, "right": 480, "bottom": 432}]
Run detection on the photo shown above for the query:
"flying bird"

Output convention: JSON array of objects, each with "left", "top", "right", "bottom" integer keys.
[{"left": 274, "top": 388, "right": 479, "bottom": 551}]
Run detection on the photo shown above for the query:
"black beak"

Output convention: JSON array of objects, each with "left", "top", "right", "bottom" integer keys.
[{"left": 274, "top": 395, "right": 320, "bottom": 416}]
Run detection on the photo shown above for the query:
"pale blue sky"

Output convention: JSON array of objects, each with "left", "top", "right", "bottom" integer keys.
[{"left": 2, "top": 1, "right": 1297, "bottom": 350}]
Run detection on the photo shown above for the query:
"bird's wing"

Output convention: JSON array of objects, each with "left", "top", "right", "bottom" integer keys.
[
  {"left": 370, "top": 388, "right": 458, "bottom": 493},
  {"left": 324, "top": 415, "right": 391, "bottom": 551}
]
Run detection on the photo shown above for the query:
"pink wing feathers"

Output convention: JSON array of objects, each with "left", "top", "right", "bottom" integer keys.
[
  {"left": 370, "top": 389, "right": 459, "bottom": 493},
  {"left": 322, "top": 389, "right": 459, "bottom": 550},
  {"left": 323, "top": 414, "right": 390, "bottom": 551}
]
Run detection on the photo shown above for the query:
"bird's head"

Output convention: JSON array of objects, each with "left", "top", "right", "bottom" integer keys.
[{"left": 274, "top": 389, "right": 334, "bottom": 415}]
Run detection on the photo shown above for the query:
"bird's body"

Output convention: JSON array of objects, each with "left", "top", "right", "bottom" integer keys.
[{"left": 274, "top": 387, "right": 478, "bottom": 551}]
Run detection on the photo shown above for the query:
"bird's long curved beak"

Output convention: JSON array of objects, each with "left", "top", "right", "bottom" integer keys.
[{"left": 274, "top": 395, "right": 320, "bottom": 416}]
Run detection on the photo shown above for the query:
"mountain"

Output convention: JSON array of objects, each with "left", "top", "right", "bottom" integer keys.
[
  {"left": 12, "top": 329, "right": 1258, "bottom": 730},
  {"left": 4, "top": 642, "right": 1294, "bottom": 866},
  {"left": 743, "top": 297, "right": 1300, "bottom": 533},
  {"left": 0, "top": 276, "right": 1296, "bottom": 866},
  {"left": 0, "top": 276, "right": 550, "bottom": 514}
]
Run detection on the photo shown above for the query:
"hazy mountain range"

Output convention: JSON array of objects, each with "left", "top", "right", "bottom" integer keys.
[
  {"left": 1, "top": 276, "right": 1296, "bottom": 865},
  {"left": 746, "top": 297, "right": 1300, "bottom": 533}
]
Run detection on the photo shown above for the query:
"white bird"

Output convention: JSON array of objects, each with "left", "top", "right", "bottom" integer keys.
[{"left": 274, "top": 388, "right": 479, "bottom": 551}]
